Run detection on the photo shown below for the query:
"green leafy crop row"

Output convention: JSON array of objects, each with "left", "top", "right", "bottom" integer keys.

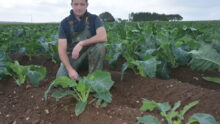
[
  {"left": 105, "top": 21, "right": 220, "bottom": 81},
  {"left": 1, "top": 21, "right": 220, "bottom": 82},
  {"left": 137, "top": 99, "right": 220, "bottom": 124}
]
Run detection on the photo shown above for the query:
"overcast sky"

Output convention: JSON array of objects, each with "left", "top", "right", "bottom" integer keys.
[{"left": 0, "top": 0, "right": 219, "bottom": 22}]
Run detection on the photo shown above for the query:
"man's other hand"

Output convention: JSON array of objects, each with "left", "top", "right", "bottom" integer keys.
[
  {"left": 72, "top": 42, "right": 83, "bottom": 59},
  {"left": 68, "top": 69, "right": 79, "bottom": 80}
]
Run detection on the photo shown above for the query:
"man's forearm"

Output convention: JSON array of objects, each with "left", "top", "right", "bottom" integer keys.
[
  {"left": 79, "top": 27, "right": 107, "bottom": 47},
  {"left": 58, "top": 39, "right": 75, "bottom": 72},
  {"left": 59, "top": 51, "right": 75, "bottom": 72}
]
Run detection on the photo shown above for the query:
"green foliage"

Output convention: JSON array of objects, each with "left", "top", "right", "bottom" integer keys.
[
  {"left": 188, "top": 113, "right": 220, "bottom": 124},
  {"left": 136, "top": 115, "right": 161, "bottom": 124},
  {"left": 129, "top": 12, "right": 183, "bottom": 21},
  {"left": 51, "top": 91, "right": 77, "bottom": 101},
  {"left": 173, "top": 47, "right": 190, "bottom": 66},
  {"left": 137, "top": 99, "right": 219, "bottom": 124},
  {"left": 0, "top": 51, "right": 11, "bottom": 80},
  {"left": 45, "top": 77, "right": 90, "bottom": 116},
  {"left": 121, "top": 57, "right": 159, "bottom": 80},
  {"left": 104, "top": 43, "right": 122, "bottom": 66},
  {"left": 75, "top": 101, "right": 87, "bottom": 116},
  {"left": 156, "top": 61, "right": 170, "bottom": 79},
  {"left": 99, "top": 11, "right": 115, "bottom": 22},
  {"left": 1, "top": 21, "right": 220, "bottom": 81},
  {"left": 158, "top": 42, "right": 177, "bottom": 68},
  {"left": 44, "top": 76, "right": 90, "bottom": 115},
  {"left": 26, "top": 65, "right": 47, "bottom": 87},
  {"left": 0, "top": 23, "right": 59, "bottom": 62},
  {"left": 203, "top": 77, "right": 220, "bottom": 84},
  {"left": 76, "top": 81, "right": 91, "bottom": 103},
  {"left": 189, "top": 45, "right": 220, "bottom": 72},
  {"left": 106, "top": 21, "right": 220, "bottom": 80},
  {"left": 51, "top": 76, "right": 77, "bottom": 88},
  {"left": 6, "top": 61, "right": 26, "bottom": 85},
  {"left": 140, "top": 99, "right": 157, "bottom": 111},
  {"left": 6, "top": 61, "right": 46, "bottom": 87},
  {"left": 178, "top": 101, "right": 199, "bottom": 120},
  {"left": 44, "top": 71, "right": 114, "bottom": 116}
]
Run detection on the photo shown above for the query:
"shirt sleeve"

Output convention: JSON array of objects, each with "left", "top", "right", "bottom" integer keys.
[
  {"left": 58, "top": 23, "right": 67, "bottom": 39},
  {"left": 95, "top": 16, "right": 104, "bottom": 30}
]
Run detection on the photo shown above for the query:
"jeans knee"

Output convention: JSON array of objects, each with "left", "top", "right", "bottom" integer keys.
[{"left": 93, "top": 43, "right": 106, "bottom": 54}]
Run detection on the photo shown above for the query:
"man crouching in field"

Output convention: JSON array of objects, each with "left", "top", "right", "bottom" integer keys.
[{"left": 56, "top": 0, "right": 107, "bottom": 80}]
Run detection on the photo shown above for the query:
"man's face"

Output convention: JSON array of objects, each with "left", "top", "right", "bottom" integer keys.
[{"left": 71, "top": 0, "right": 88, "bottom": 17}]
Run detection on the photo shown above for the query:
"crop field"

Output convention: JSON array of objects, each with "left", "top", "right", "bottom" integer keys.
[{"left": 0, "top": 21, "right": 220, "bottom": 124}]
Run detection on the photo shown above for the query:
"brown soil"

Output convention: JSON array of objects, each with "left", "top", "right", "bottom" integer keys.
[{"left": 0, "top": 56, "right": 220, "bottom": 124}]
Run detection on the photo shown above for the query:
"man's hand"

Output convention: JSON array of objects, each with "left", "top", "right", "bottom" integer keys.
[
  {"left": 68, "top": 68, "right": 79, "bottom": 80},
  {"left": 72, "top": 42, "right": 83, "bottom": 59}
]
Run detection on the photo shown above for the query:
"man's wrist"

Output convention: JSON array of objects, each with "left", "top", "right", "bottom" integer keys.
[
  {"left": 79, "top": 40, "right": 86, "bottom": 47},
  {"left": 67, "top": 67, "right": 75, "bottom": 73}
]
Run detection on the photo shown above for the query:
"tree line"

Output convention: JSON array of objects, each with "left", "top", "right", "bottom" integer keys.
[{"left": 99, "top": 11, "right": 183, "bottom": 22}]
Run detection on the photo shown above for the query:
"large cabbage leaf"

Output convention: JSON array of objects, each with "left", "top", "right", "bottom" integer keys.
[{"left": 188, "top": 45, "right": 220, "bottom": 72}]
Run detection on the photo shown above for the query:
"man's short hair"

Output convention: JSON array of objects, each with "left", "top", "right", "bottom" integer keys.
[{"left": 72, "top": 0, "right": 88, "bottom": 3}]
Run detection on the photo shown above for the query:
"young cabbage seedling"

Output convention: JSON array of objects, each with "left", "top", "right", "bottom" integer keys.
[
  {"left": 137, "top": 99, "right": 220, "bottom": 124},
  {"left": 44, "top": 71, "right": 114, "bottom": 116}
]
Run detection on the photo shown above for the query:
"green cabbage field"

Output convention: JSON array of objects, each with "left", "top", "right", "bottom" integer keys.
[{"left": 0, "top": 21, "right": 220, "bottom": 124}]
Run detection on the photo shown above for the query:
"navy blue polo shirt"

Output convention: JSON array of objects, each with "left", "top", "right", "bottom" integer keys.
[{"left": 58, "top": 10, "right": 104, "bottom": 40}]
